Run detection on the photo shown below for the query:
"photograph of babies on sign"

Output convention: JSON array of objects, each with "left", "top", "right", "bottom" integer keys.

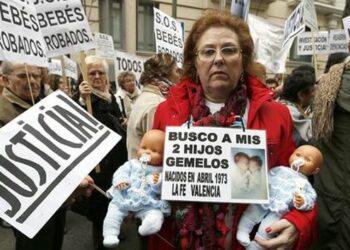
[{"left": 230, "top": 148, "right": 268, "bottom": 202}]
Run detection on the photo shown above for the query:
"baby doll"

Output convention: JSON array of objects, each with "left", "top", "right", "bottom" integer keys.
[
  {"left": 103, "top": 129, "right": 170, "bottom": 248},
  {"left": 236, "top": 145, "right": 323, "bottom": 250}
]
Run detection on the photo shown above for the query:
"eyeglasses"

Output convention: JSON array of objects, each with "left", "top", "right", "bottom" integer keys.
[
  {"left": 11, "top": 73, "right": 42, "bottom": 81},
  {"left": 196, "top": 46, "right": 242, "bottom": 62},
  {"left": 88, "top": 70, "right": 106, "bottom": 77}
]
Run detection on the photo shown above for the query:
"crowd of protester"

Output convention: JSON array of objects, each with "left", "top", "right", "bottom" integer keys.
[{"left": 1, "top": 9, "right": 350, "bottom": 250}]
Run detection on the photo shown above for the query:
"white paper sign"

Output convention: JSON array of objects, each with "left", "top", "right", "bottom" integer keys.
[
  {"left": 48, "top": 59, "right": 62, "bottom": 76},
  {"left": 282, "top": 2, "right": 305, "bottom": 48},
  {"left": 297, "top": 31, "right": 329, "bottom": 55},
  {"left": 34, "top": 0, "right": 96, "bottom": 57},
  {"left": 303, "top": 0, "right": 318, "bottom": 31},
  {"left": 162, "top": 127, "right": 269, "bottom": 204},
  {"left": 153, "top": 8, "right": 184, "bottom": 67},
  {"left": 0, "top": 91, "right": 121, "bottom": 238},
  {"left": 249, "top": 15, "right": 292, "bottom": 74},
  {"left": 329, "top": 30, "right": 348, "bottom": 53},
  {"left": 0, "top": 0, "right": 48, "bottom": 67},
  {"left": 94, "top": 32, "right": 116, "bottom": 60},
  {"left": 230, "top": 0, "right": 250, "bottom": 22},
  {"left": 63, "top": 55, "right": 78, "bottom": 80},
  {"left": 342, "top": 16, "right": 350, "bottom": 44},
  {"left": 115, "top": 50, "right": 147, "bottom": 82}
]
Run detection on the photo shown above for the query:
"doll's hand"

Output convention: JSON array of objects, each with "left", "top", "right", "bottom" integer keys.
[
  {"left": 153, "top": 173, "right": 160, "bottom": 184},
  {"left": 116, "top": 182, "right": 129, "bottom": 190},
  {"left": 255, "top": 219, "right": 298, "bottom": 250},
  {"left": 294, "top": 193, "right": 305, "bottom": 208}
]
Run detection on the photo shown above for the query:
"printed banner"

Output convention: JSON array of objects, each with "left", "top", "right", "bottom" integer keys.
[
  {"left": 48, "top": 59, "right": 62, "bottom": 76},
  {"left": 162, "top": 127, "right": 269, "bottom": 204},
  {"left": 0, "top": 0, "right": 48, "bottom": 67},
  {"left": 94, "top": 32, "right": 116, "bottom": 60},
  {"left": 282, "top": 2, "right": 305, "bottom": 48},
  {"left": 34, "top": 0, "right": 96, "bottom": 57},
  {"left": 0, "top": 91, "right": 121, "bottom": 238},
  {"left": 153, "top": 8, "right": 184, "bottom": 67},
  {"left": 230, "top": 0, "right": 250, "bottom": 21},
  {"left": 297, "top": 31, "right": 329, "bottom": 55}
]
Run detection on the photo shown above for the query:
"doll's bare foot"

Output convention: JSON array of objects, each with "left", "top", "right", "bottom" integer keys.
[{"left": 103, "top": 235, "right": 119, "bottom": 248}]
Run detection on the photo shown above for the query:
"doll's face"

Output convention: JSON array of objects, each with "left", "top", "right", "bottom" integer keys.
[
  {"left": 289, "top": 145, "right": 323, "bottom": 176},
  {"left": 137, "top": 130, "right": 165, "bottom": 166}
]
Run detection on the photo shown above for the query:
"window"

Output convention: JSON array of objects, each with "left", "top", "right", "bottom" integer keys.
[
  {"left": 99, "top": 0, "right": 124, "bottom": 49},
  {"left": 289, "top": 39, "right": 312, "bottom": 63},
  {"left": 137, "top": 0, "right": 158, "bottom": 52}
]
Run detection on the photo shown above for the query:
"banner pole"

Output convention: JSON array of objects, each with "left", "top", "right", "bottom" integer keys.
[{"left": 24, "top": 63, "right": 36, "bottom": 105}]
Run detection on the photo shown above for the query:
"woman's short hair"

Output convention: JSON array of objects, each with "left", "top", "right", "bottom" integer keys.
[
  {"left": 183, "top": 10, "right": 259, "bottom": 82},
  {"left": 281, "top": 70, "right": 315, "bottom": 103},
  {"left": 117, "top": 71, "right": 136, "bottom": 89},
  {"left": 139, "top": 53, "right": 177, "bottom": 85},
  {"left": 324, "top": 52, "right": 348, "bottom": 73},
  {"left": 85, "top": 55, "right": 109, "bottom": 72}
]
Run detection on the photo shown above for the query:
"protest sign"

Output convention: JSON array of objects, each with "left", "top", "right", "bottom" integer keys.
[
  {"left": 94, "top": 32, "right": 116, "bottom": 60},
  {"left": 329, "top": 30, "right": 348, "bottom": 53},
  {"left": 48, "top": 59, "right": 62, "bottom": 76},
  {"left": 62, "top": 55, "right": 78, "bottom": 81},
  {"left": 297, "top": 31, "right": 329, "bottom": 55},
  {"left": 162, "top": 127, "right": 269, "bottom": 204},
  {"left": 249, "top": 15, "right": 292, "bottom": 74},
  {"left": 343, "top": 16, "right": 350, "bottom": 43},
  {"left": 0, "top": 0, "right": 47, "bottom": 67},
  {"left": 153, "top": 8, "right": 184, "bottom": 67},
  {"left": 282, "top": 0, "right": 318, "bottom": 48},
  {"left": 34, "top": 0, "right": 96, "bottom": 57},
  {"left": 230, "top": 0, "right": 250, "bottom": 21},
  {"left": 115, "top": 50, "right": 147, "bottom": 82},
  {"left": 0, "top": 91, "right": 121, "bottom": 238}
]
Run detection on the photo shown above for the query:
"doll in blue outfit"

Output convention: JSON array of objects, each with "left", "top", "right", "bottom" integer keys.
[
  {"left": 236, "top": 145, "right": 323, "bottom": 250},
  {"left": 103, "top": 129, "right": 170, "bottom": 248}
]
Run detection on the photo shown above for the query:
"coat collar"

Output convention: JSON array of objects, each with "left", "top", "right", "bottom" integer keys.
[{"left": 2, "top": 87, "right": 32, "bottom": 110}]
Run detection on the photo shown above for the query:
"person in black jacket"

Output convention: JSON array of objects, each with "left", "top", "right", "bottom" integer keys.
[{"left": 74, "top": 55, "right": 128, "bottom": 250}]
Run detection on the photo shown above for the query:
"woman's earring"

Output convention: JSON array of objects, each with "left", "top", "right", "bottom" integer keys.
[{"left": 240, "top": 72, "right": 245, "bottom": 84}]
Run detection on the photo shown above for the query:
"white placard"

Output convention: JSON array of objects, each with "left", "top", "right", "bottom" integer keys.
[
  {"left": 343, "top": 16, "right": 350, "bottom": 44},
  {"left": 230, "top": 0, "right": 250, "bottom": 22},
  {"left": 62, "top": 55, "right": 78, "bottom": 80},
  {"left": 94, "top": 32, "right": 116, "bottom": 60},
  {"left": 282, "top": 2, "right": 305, "bottom": 48},
  {"left": 48, "top": 59, "right": 62, "bottom": 76},
  {"left": 34, "top": 0, "right": 96, "bottom": 57},
  {"left": 329, "top": 30, "right": 348, "bottom": 53},
  {"left": 161, "top": 127, "right": 269, "bottom": 204},
  {"left": 115, "top": 50, "right": 147, "bottom": 82},
  {"left": 0, "top": 0, "right": 48, "bottom": 67},
  {"left": 0, "top": 91, "right": 121, "bottom": 238},
  {"left": 153, "top": 8, "right": 184, "bottom": 67},
  {"left": 303, "top": 0, "right": 318, "bottom": 31},
  {"left": 249, "top": 15, "right": 292, "bottom": 74},
  {"left": 297, "top": 31, "right": 329, "bottom": 55}
]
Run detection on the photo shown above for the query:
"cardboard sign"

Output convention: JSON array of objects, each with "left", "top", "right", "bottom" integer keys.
[
  {"left": 34, "top": 0, "right": 96, "bottom": 57},
  {"left": 303, "top": 0, "right": 318, "bottom": 31},
  {"left": 94, "top": 32, "right": 116, "bottom": 60},
  {"left": 62, "top": 55, "right": 78, "bottom": 80},
  {"left": 329, "top": 30, "right": 348, "bottom": 53},
  {"left": 297, "top": 31, "right": 329, "bottom": 55},
  {"left": 115, "top": 50, "right": 147, "bottom": 82},
  {"left": 249, "top": 15, "right": 292, "bottom": 74},
  {"left": 0, "top": 91, "right": 121, "bottom": 238},
  {"left": 48, "top": 59, "right": 62, "bottom": 76},
  {"left": 0, "top": 0, "right": 48, "bottom": 67},
  {"left": 162, "top": 127, "right": 269, "bottom": 204},
  {"left": 282, "top": 2, "right": 305, "bottom": 48},
  {"left": 153, "top": 8, "right": 184, "bottom": 67},
  {"left": 230, "top": 0, "right": 250, "bottom": 21}
]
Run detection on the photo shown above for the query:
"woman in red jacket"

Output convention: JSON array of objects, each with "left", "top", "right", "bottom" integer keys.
[{"left": 151, "top": 10, "right": 317, "bottom": 250}]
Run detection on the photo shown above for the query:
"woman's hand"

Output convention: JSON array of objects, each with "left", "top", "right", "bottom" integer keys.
[
  {"left": 79, "top": 81, "right": 92, "bottom": 100},
  {"left": 255, "top": 219, "right": 298, "bottom": 250}
]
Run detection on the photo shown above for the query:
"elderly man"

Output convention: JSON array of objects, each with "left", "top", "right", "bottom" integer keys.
[{"left": 0, "top": 61, "right": 93, "bottom": 250}]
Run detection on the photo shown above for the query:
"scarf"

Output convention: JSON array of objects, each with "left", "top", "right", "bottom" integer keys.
[
  {"left": 313, "top": 59, "right": 349, "bottom": 141},
  {"left": 92, "top": 88, "right": 112, "bottom": 103},
  {"left": 152, "top": 77, "right": 175, "bottom": 97},
  {"left": 175, "top": 79, "right": 248, "bottom": 250}
]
